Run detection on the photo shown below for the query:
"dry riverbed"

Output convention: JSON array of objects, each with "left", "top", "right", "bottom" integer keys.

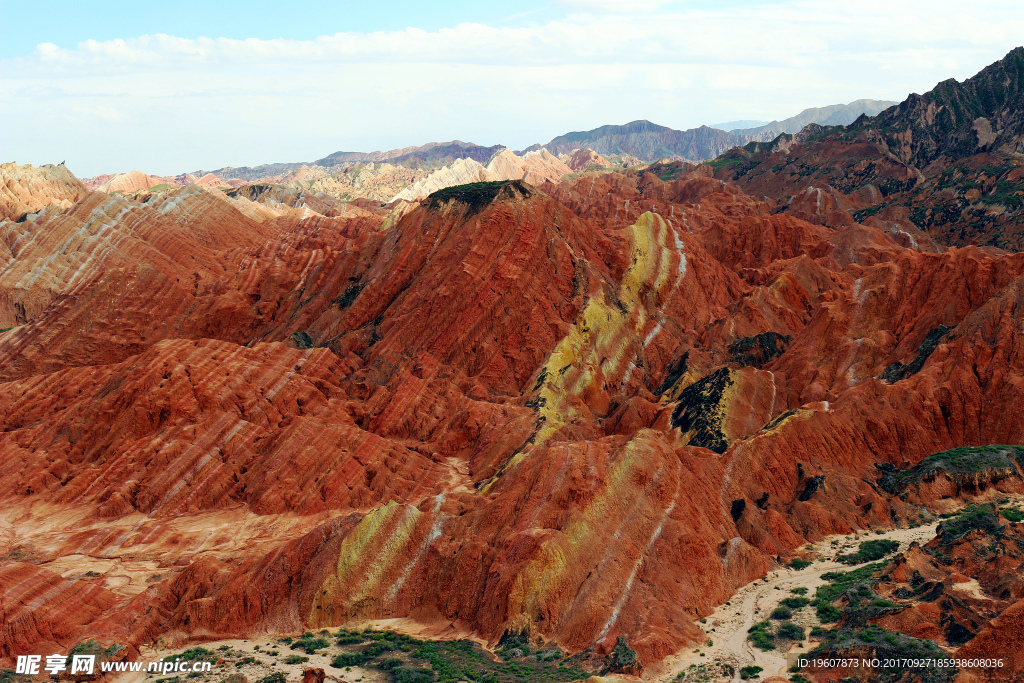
[{"left": 646, "top": 522, "right": 941, "bottom": 683}]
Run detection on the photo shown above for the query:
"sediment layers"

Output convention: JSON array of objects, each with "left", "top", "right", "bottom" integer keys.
[{"left": 2, "top": 156, "right": 1024, "bottom": 674}]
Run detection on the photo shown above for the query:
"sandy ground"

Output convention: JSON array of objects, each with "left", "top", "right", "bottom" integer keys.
[
  {"left": 111, "top": 636, "right": 384, "bottom": 683},
  {"left": 110, "top": 618, "right": 492, "bottom": 683},
  {"left": 645, "top": 522, "right": 940, "bottom": 683}
]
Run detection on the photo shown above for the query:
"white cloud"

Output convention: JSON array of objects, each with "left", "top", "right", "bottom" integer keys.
[
  {"left": 2, "top": 0, "right": 1022, "bottom": 176},
  {"left": 69, "top": 105, "right": 122, "bottom": 123},
  {"left": 554, "top": 0, "right": 682, "bottom": 12}
]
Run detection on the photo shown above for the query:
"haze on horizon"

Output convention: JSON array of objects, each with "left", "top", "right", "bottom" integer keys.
[{"left": 2, "top": 0, "right": 1023, "bottom": 177}]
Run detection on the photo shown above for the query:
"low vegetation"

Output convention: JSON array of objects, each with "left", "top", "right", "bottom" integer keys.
[
  {"left": 801, "top": 626, "right": 954, "bottom": 682},
  {"left": 325, "top": 629, "right": 589, "bottom": 683},
  {"left": 746, "top": 621, "right": 776, "bottom": 650},
  {"left": 936, "top": 504, "right": 1003, "bottom": 543},
  {"left": 1001, "top": 505, "right": 1024, "bottom": 522},
  {"left": 812, "top": 562, "right": 887, "bottom": 622},
  {"left": 426, "top": 180, "right": 531, "bottom": 214},
  {"left": 880, "top": 445, "right": 1024, "bottom": 493},
  {"left": 836, "top": 539, "right": 900, "bottom": 564},
  {"left": 739, "top": 665, "right": 763, "bottom": 680},
  {"left": 289, "top": 637, "right": 329, "bottom": 654}
]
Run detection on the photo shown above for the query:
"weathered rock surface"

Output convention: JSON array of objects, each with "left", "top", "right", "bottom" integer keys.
[
  {"left": 719, "top": 47, "right": 1024, "bottom": 250},
  {"left": 391, "top": 148, "right": 574, "bottom": 202},
  {"left": 3, "top": 134, "right": 1024, "bottom": 675},
  {"left": 562, "top": 148, "right": 611, "bottom": 172},
  {"left": 0, "top": 162, "right": 89, "bottom": 221},
  {"left": 484, "top": 148, "right": 573, "bottom": 186},
  {"left": 83, "top": 170, "right": 227, "bottom": 193}
]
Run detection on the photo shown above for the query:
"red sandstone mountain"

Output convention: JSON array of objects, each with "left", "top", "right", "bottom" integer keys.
[{"left": 2, "top": 103, "right": 1024, "bottom": 680}]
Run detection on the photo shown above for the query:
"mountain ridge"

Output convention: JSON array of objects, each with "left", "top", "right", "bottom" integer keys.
[
  {"left": 713, "top": 45, "right": 1024, "bottom": 250},
  {"left": 185, "top": 100, "right": 895, "bottom": 183}
]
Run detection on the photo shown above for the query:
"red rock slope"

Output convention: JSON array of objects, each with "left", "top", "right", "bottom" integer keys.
[{"left": 1, "top": 162, "right": 1024, "bottom": 672}]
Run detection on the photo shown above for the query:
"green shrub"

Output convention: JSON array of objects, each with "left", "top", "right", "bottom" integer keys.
[
  {"left": 389, "top": 666, "right": 435, "bottom": 683},
  {"left": 283, "top": 655, "right": 308, "bottom": 665},
  {"left": 777, "top": 622, "right": 804, "bottom": 641},
  {"left": 255, "top": 675, "right": 286, "bottom": 683},
  {"left": 1002, "top": 506, "right": 1024, "bottom": 522},
  {"left": 837, "top": 539, "right": 900, "bottom": 564},
  {"left": 332, "top": 653, "right": 369, "bottom": 668},
  {"left": 781, "top": 597, "right": 810, "bottom": 609},
  {"left": 791, "top": 587, "right": 808, "bottom": 595},
  {"left": 364, "top": 642, "right": 398, "bottom": 658},
  {"left": 938, "top": 505, "right": 1001, "bottom": 542},
  {"left": 179, "top": 648, "right": 216, "bottom": 662},
  {"left": 770, "top": 606, "right": 792, "bottom": 620},
  {"left": 816, "top": 603, "right": 842, "bottom": 622},
  {"left": 377, "top": 658, "right": 403, "bottom": 671},
  {"left": 290, "top": 638, "right": 329, "bottom": 654},
  {"left": 788, "top": 558, "right": 812, "bottom": 570},
  {"left": 740, "top": 665, "right": 763, "bottom": 680},
  {"left": 747, "top": 622, "right": 775, "bottom": 650}
]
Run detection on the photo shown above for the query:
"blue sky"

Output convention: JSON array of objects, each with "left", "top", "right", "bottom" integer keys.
[
  {"left": 0, "top": 0, "right": 563, "bottom": 58},
  {"left": 2, "top": 0, "right": 1023, "bottom": 176}
]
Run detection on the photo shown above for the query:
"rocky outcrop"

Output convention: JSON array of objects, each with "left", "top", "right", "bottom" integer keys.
[
  {"left": 484, "top": 148, "right": 573, "bottom": 186},
  {"left": 391, "top": 157, "right": 493, "bottom": 201},
  {"left": 0, "top": 162, "right": 88, "bottom": 220},
  {"left": 391, "top": 149, "right": 572, "bottom": 202},
  {"left": 561, "top": 148, "right": 613, "bottom": 172}
]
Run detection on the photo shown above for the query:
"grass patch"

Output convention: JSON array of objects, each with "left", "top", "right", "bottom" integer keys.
[
  {"left": 1002, "top": 506, "right": 1024, "bottom": 522},
  {"left": 804, "top": 626, "right": 953, "bottom": 681},
  {"left": 837, "top": 539, "right": 900, "bottom": 564},
  {"left": 812, "top": 562, "right": 888, "bottom": 623},
  {"left": 747, "top": 621, "right": 775, "bottom": 651},
  {"left": 290, "top": 637, "right": 329, "bottom": 654},
  {"left": 881, "top": 445, "right": 1024, "bottom": 493},
  {"left": 426, "top": 180, "right": 530, "bottom": 215},
  {"left": 937, "top": 504, "right": 1002, "bottom": 543},
  {"left": 177, "top": 648, "right": 216, "bottom": 662},
  {"left": 777, "top": 622, "right": 804, "bottom": 641}
]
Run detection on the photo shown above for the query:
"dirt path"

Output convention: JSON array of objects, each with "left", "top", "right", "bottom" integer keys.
[{"left": 647, "top": 523, "right": 939, "bottom": 682}]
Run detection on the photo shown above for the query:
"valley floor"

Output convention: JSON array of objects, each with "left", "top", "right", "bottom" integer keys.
[{"left": 647, "top": 522, "right": 942, "bottom": 682}]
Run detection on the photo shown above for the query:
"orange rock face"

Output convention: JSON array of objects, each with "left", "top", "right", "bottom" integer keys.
[{"left": 2, "top": 159, "right": 1024, "bottom": 672}]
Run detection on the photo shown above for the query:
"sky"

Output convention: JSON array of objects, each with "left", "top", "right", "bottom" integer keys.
[{"left": 2, "top": 0, "right": 1023, "bottom": 177}]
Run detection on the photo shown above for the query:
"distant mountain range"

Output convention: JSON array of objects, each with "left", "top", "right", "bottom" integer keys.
[
  {"left": 514, "top": 100, "right": 898, "bottom": 163},
  {"left": 716, "top": 46, "right": 1024, "bottom": 249},
  {"left": 192, "top": 100, "right": 897, "bottom": 180},
  {"left": 726, "top": 99, "right": 897, "bottom": 138},
  {"left": 516, "top": 121, "right": 750, "bottom": 163}
]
